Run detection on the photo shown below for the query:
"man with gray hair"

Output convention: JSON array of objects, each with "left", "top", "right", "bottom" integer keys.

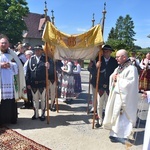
[
  {"left": 26, "top": 45, "right": 50, "bottom": 121},
  {"left": 103, "top": 49, "right": 139, "bottom": 144}
]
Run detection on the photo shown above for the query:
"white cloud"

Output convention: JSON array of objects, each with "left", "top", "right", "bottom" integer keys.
[
  {"left": 76, "top": 28, "right": 87, "bottom": 33},
  {"left": 57, "top": 25, "right": 68, "bottom": 30}
]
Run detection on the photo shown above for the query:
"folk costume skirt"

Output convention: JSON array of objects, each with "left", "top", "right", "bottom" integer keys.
[
  {"left": 61, "top": 73, "right": 75, "bottom": 99},
  {"left": 139, "top": 69, "right": 150, "bottom": 91}
]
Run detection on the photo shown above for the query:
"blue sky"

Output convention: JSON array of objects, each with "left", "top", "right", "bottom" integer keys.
[{"left": 26, "top": 0, "right": 150, "bottom": 48}]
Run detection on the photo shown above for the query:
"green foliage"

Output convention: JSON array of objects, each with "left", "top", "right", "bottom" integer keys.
[
  {"left": 134, "top": 45, "right": 142, "bottom": 50},
  {"left": 0, "top": 0, "right": 29, "bottom": 45},
  {"left": 136, "top": 48, "right": 150, "bottom": 56},
  {"left": 106, "top": 15, "right": 136, "bottom": 51},
  {"left": 110, "top": 48, "right": 149, "bottom": 61}
]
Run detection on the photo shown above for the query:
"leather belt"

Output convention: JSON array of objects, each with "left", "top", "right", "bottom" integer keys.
[{"left": 34, "top": 81, "right": 45, "bottom": 84}]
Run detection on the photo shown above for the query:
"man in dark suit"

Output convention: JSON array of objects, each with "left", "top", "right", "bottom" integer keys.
[
  {"left": 26, "top": 45, "right": 54, "bottom": 121},
  {"left": 96, "top": 45, "right": 118, "bottom": 128}
]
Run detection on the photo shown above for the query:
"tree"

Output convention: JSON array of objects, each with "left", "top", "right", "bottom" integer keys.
[
  {"left": 134, "top": 45, "right": 142, "bottom": 50},
  {"left": 106, "top": 15, "right": 136, "bottom": 51},
  {"left": 107, "top": 27, "right": 117, "bottom": 39},
  {"left": 0, "top": 0, "right": 29, "bottom": 45}
]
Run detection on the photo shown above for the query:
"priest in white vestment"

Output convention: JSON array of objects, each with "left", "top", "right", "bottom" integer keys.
[
  {"left": 0, "top": 35, "right": 26, "bottom": 124},
  {"left": 142, "top": 91, "right": 150, "bottom": 150},
  {"left": 103, "top": 49, "right": 139, "bottom": 144}
]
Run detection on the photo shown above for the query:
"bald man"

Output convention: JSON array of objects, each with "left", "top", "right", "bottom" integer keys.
[{"left": 103, "top": 49, "right": 139, "bottom": 144}]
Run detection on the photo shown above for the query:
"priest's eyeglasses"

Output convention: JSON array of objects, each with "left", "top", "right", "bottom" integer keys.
[{"left": 116, "top": 55, "right": 124, "bottom": 59}]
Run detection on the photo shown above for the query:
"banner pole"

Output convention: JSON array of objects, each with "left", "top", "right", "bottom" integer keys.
[
  {"left": 44, "top": 1, "right": 50, "bottom": 124},
  {"left": 92, "top": 2, "right": 107, "bottom": 129},
  {"left": 87, "top": 13, "right": 95, "bottom": 114},
  {"left": 50, "top": 10, "right": 59, "bottom": 113}
]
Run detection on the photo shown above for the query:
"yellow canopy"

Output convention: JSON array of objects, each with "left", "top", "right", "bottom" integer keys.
[{"left": 42, "top": 21, "right": 104, "bottom": 60}]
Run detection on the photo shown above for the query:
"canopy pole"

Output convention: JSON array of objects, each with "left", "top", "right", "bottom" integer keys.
[
  {"left": 54, "top": 61, "right": 59, "bottom": 113},
  {"left": 44, "top": 1, "right": 50, "bottom": 124},
  {"left": 87, "top": 13, "right": 95, "bottom": 114},
  {"left": 50, "top": 10, "right": 59, "bottom": 113},
  {"left": 92, "top": 2, "right": 107, "bottom": 129}
]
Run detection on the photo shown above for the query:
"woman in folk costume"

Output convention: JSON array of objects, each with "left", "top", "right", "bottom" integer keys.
[
  {"left": 139, "top": 52, "right": 150, "bottom": 91},
  {"left": 73, "top": 60, "right": 82, "bottom": 95},
  {"left": 0, "top": 35, "right": 27, "bottom": 124},
  {"left": 61, "top": 59, "right": 75, "bottom": 102},
  {"left": 103, "top": 49, "right": 139, "bottom": 144},
  {"left": 142, "top": 91, "right": 150, "bottom": 150}
]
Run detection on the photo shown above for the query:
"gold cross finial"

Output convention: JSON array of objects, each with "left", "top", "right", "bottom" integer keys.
[
  {"left": 104, "top": 2, "right": 106, "bottom": 10},
  {"left": 44, "top": 1, "right": 48, "bottom": 18},
  {"left": 51, "top": 10, "right": 55, "bottom": 25},
  {"left": 103, "top": 2, "right": 107, "bottom": 14},
  {"left": 92, "top": 13, "right": 95, "bottom": 27}
]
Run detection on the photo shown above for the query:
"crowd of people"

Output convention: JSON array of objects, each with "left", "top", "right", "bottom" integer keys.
[
  {"left": 0, "top": 33, "right": 150, "bottom": 149},
  {"left": 60, "top": 59, "right": 82, "bottom": 103},
  {"left": 0, "top": 34, "right": 82, "bottom": 122}
]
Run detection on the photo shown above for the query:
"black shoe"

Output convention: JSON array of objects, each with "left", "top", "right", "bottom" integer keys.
[
  {"left": 50, "top": 107, "right": 56, "bottom": 112},
  {"left": 109, "top": 136, "right": 128, "bottom": 144},
  {"left": 39, "top": 116, "right": 46, "bottom": 121},
  {"left": 109, "top": 136, "right": 114, "bottom": 140},
  {"left": 109, "top": 136, "right": 119, "bottom": 143},
  {"left": 95, "top": 123, "right": 102, "bottom": 128},
  {"left": 118, "top": 138, "right": 130, "bottom": 145},
  {"left": 64, "top": 99, "right": 72, "bottom": 104},
  {"left": 32, "top": 115, "right": 37, "bottom": 120}
]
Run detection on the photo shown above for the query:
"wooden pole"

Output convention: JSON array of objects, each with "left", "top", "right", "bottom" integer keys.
[
  {"left": 50, "top": 10, "right": 59, "bottom": 113},
  {"left": 45, "top": 43, "right": 50, "bottom": 124},
  {"left": 92, "top": 2, "right": 107, "bottom": 129},
  {"left": 87, "top": 71, "right": 92, "bottom": 114},
  {"left": 87, "top": 13, "right": 95, "bottom": 114},
  {"left": 44, "top": 1, "right": 50, "bottom": 124},
  {"left": 54, "top": 62, "right": 59, "bottom": 113}
]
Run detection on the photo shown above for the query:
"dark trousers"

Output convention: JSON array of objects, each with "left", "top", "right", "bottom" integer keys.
[{"left": 24, "top": 88, "right": 33, "bottom": 107}]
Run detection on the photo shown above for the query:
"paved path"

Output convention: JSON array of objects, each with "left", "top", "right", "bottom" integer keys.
[{"left": 7, "top": 69, "right": 145, "bottom": 150}]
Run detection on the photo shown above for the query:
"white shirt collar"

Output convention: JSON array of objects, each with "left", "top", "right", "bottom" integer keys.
[{"left": 104, "top": 57, "right": 110, "bottom": 62}]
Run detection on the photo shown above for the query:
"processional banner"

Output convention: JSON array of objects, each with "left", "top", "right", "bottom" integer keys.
[{"left": 42, "top": 21, "right": 104, "bottom": 60}]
